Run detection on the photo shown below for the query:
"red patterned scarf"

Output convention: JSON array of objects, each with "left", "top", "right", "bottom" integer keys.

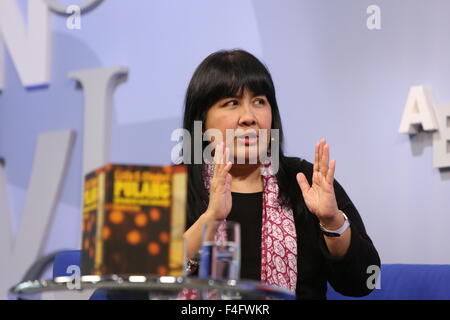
[{"left": 203, "top": 162, "right": 298, "bottom": 293}]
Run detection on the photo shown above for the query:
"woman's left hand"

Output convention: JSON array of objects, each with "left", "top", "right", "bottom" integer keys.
[{"left": 296, "top": 138, "right": 340, "bottom": 228}]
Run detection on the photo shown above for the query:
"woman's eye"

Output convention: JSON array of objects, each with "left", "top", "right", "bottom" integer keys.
[
  {"left": 254, "top": 98, "right": 266, "bottom": 105},
  {"left": 224, "top": 100, "right": 238, "bottom": 107}
]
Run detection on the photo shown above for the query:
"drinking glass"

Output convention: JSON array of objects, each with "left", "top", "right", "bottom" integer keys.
[{"left": 199, "top": 220, "right": 241, "bottom": 281}]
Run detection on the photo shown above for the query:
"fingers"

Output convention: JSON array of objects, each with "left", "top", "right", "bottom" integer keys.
[
  {"left": 315, "top": 138, "right": 326, "bottom": 172},
  {"left": 326, "top": 159, "right": 336, "bottom": 185},
  {"left": 213, "top": 142, "right": 223, "bottom": 176},
  {"left": 296, "top": 172, "right": 310, "bottom": 196},
  {"left": 314, "top": 138, "right": 328, "bottom": 174},
  {"left": 225, "top": 172, "right": 232, "bottom": 185},
  {"left": 213, "top": 142, "right": 232, "bottom": 179},
  {"left": 313, "top": 142, "right": 319, "bottom": 173},
  {"left": 313, "top": 138, "right": 336, "bottom": 185},
  {"left": 320, "top": 141, "right": 329, "bottom": 176},
  {"left": 223, "top": 150, "right": 233, "bottom": 174}
]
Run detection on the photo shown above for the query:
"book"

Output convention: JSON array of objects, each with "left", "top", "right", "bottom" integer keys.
[{"left": 81, "top": 164, "right": 187, "bottom": 277}]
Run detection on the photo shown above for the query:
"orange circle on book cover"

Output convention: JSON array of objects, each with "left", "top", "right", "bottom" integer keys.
[
  {"left": 147, "top": 242, "right": 160, "bottom": 255},
  {"left": 110, "top": 210, "right": 124, "bottom": 224},
  {"left": 159, "top": 232, "right": 169, "bottom": 244},
  {"left": 157, "top": 266, "right": 168, "bottom": 275},
  {"left": 127, "top": 230, "right": 141, "bottom": 245},
  {"left": 135, "top": 213, "right": 148, "bottom": 227},
  {"left": 149, "top": 208, "right": 161, "bottom": 221},
  {"left": 103, "top": 226, "right": 111, "bottom": 239},
  {"left": 84, "top": 239, "right": 89, "bottom": 250},
  {"left": 162, "top": 165, "right": 172, "bottom": 174}
]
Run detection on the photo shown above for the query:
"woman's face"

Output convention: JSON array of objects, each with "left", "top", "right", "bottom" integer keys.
[{"left": 204, "top": 88, "right": 272, "bottom": 163}]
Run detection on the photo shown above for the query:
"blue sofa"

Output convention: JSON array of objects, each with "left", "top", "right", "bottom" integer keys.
[
  {"left": 327, "top": 264, "right": 450, "bottom": 300},
  {"left": 53, "top": 250, "right": 450, "bottom": 300}
]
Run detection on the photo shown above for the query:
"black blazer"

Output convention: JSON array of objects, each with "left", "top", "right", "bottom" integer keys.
[
  {"left": 185, "top": 156, "right": 381, "bottom": 299},
  {"left": 288, "top": 157, "right": 381, "bottom": 299}
]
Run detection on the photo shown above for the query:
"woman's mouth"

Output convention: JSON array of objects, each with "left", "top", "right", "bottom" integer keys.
[{"left": 237, "top": 134, "right": 258, "bottom": 146}]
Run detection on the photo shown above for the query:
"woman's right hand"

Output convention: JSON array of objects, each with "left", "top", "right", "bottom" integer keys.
[
  {"left": 183, "top": 142, "right": 232, "bottom": 259},
  {"left": 204, "top": 142, "right": 233, "bottom": 221}
]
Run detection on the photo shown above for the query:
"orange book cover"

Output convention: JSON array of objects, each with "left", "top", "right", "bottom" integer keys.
[{"left": 81, "top": 164, "right": 187, "bottom": 277}]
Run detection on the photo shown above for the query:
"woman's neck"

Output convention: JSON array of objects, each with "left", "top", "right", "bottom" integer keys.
[{"left": 229, "top": 163, "right": 263, "bottom": 193}]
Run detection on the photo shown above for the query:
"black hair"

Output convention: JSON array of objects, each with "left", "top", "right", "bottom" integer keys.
[{"left": 182, "top": 49, "right": 300, "bottom": 226}]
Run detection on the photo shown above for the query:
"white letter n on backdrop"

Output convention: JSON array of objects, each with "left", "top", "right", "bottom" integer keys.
[
  {"left": 0, "top": 131, "right": 74, "bottom": 299},
  {"left": 0, "top": 0, "right": 51, "bottom": 90}
]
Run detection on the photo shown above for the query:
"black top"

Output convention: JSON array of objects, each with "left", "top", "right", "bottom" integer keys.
[
  {"left": 187, "top": 158, "right": 381, "bottom": 300},
  {"left": 227, "top": 192, "right": 263, "bottom": 281}
]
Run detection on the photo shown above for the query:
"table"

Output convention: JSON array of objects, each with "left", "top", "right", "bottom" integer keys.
[{"left": 9, "top": 275, "right": 296, "bottom": 300}]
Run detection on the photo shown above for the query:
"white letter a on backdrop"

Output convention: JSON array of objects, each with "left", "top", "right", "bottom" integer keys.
[{"left": 399, "top": 86, "right": 439, "bottom": 134}]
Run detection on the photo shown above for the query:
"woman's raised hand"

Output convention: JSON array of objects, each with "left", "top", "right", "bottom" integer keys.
[
  {"left": 296, "top": 138, "right": 340, "bottom": 225},
  {"left": 204, "top": 142, "right": 233, "bottom": 221}
]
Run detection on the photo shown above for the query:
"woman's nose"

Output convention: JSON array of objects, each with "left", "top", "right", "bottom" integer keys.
[{"left": 238, "top": 104, "right": 257, "bottom": 126}]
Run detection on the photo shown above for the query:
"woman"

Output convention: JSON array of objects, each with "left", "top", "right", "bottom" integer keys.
[{"left": 182, "top": 49, "right": 380, "bottom": 300}]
